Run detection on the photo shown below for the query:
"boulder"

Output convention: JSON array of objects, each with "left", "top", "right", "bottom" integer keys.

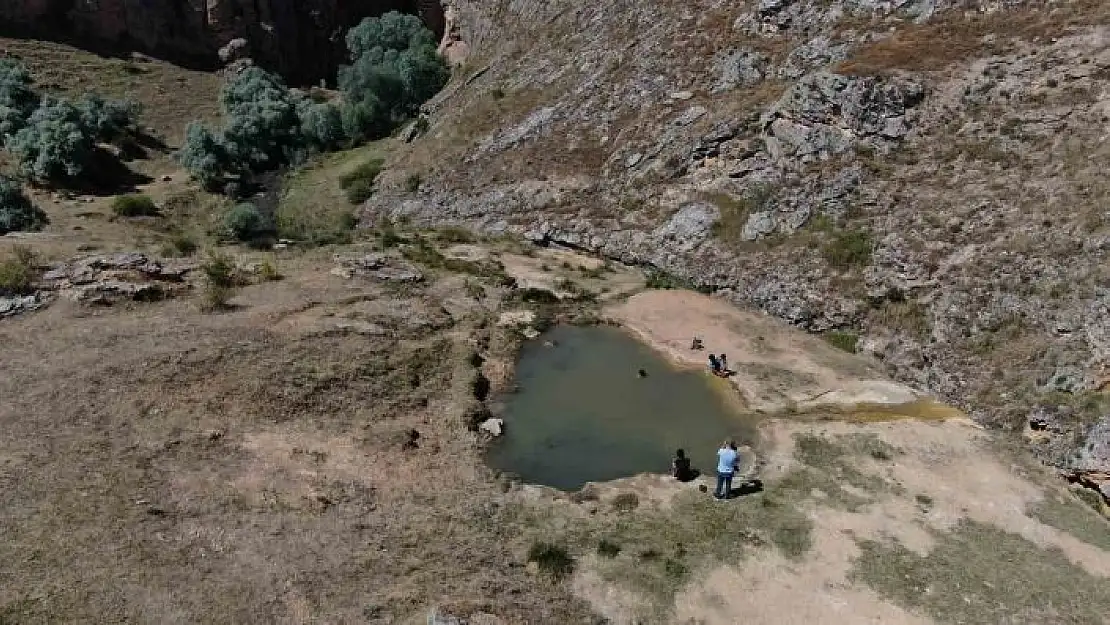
[
  {"left": 0, "top": 294, "right": 45, "bottom": 318},
  {"left": 478, "top": 418, "right": 504, "bottom": 437},
  {"left": 714, "top": 49, "right": 770, "bottom": 93},
  {"left": 653, "top": 202, "right": 720, "bottom": 252}
]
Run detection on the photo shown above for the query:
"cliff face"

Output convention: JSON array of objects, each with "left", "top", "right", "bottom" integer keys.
[
  {"left": 371, "top": 0, "right": 1110, "bottom": 467},
  {"left": 0, "top": 0, "right": 445, "bottom": 84}
]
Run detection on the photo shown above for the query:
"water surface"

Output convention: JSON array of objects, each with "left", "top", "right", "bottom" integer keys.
[{"left": 486, "top": 325, "right": 755, "bottom": 490}]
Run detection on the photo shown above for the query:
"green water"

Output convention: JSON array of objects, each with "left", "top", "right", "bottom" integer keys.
[{"left": 486, "top": 325, "right": 755, "bottom": 491}]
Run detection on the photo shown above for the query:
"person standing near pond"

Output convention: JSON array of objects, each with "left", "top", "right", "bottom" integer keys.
[{"left": 715, "top": 440, "right": 738, "bottom": 499}]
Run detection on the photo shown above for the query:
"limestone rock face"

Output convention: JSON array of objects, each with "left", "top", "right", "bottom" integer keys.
[{"left": 0, "top": 0, "right": 448, "bottom": 84}]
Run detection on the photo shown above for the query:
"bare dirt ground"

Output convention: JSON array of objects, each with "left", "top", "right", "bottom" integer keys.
[
  {"left": 0, "top": 243, "right": 599, "bottom": 624},
  {"left": 606, "top": 289, "right": 922, "bottom": 412}
]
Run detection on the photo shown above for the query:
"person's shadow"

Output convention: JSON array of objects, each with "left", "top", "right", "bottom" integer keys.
[{"left": 728, "top": 479, "right": 763, "bottom": 498}]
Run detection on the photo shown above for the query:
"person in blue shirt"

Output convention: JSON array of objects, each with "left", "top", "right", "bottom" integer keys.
[{"left": 715, "top": 440, "right": 739, "bottom": 499}]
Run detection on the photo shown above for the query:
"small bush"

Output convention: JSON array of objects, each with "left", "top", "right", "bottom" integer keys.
[
  {"left": 178, "top": 122, "right": 234, "bottom": 190},
  {"left": 823, "top": 229, "right": 873, "bottom": 269},
  {"left": 611, "top": 493, "right": 640, "bottom": 512},
  {"left": 258, "top": 257, "right": 282, "bottom": 281},
  {"left": 527, "top": 542, "right": 575, "bottom": 580},
  {"left": 646, "top": 269, "right": 695, "bottom": 290},
  {"left": 436, "top": 226, "right": 474, "bottom": 243},
  {"left": 339, "top": 158, "right": 384, "bottom": 204},
  {"left": 0, "top": 245, "right": 35, "bottom": 295},
  {"left": 824, "top": 330, "right": 859, "bottom": 354},
  {"left": 224, "top": 203, "right": 270, "bottom": 242},
  {"left": 597, "top": 539, "right": 622, "bottom": 558},
  {"left": 75, "top": 94, "right": 141, "bottom": 140},
  {"left": 111, "top": 193, "right": 158, "bottom": 217},
  {"left": 200, "top": 252, "right": 237, "bottom": 310},
  {"left": 404, "top": 172, "right": 422, "bottom": 192},
  {"left": 0, "top": 175, "right": 46, "bottom": 235},
  {"left": 165, "top": 233, "right": 199, "bottom": 257}
]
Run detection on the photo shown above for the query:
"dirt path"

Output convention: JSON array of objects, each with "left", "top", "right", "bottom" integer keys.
[{"left": 606, "top": 289, "right": 922, "bottom": 412}]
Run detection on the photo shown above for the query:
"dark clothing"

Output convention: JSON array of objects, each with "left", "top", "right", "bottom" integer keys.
[
  {"left": 672, "top": 456, "right": 694, "bottom": 482},
  {"left": 715, "top": 470, "right": 734, "bottom": 499}
]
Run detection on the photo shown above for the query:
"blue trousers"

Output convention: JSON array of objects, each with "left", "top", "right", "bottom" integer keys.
[{"left": 715, "top": 471, "right": 734, "bottom": 498}]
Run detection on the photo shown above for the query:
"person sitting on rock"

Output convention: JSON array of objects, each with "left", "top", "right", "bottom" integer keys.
[{"left": 672, "top": 449, "right": 695, "bottom": 482}]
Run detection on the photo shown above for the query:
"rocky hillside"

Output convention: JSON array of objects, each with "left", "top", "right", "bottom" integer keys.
[
  {"left": 368, "top": 0, "right": 1110, "bottom": 477},
  {"left": 0, "top": 0, "right": 447, "bottom": 83}
]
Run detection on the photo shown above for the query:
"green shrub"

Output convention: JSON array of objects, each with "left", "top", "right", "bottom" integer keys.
[
  {"left": 339, "top": 157, "right": 384, "bottom": 204},
  {"left": 0, "top": 175, "right": 46, "bottom": 235},
  {"left": 612, "top": 493, "right": 640, "bottom": 512},
  {"left": 823, "top": 229, "right": 873, "bottom": 269},
  {"left": 597, "top": 539, "right": 622, "bottom": 558},
  {"left": 258, "top": 257, "right": 283, "bottom": 281},
  {"left": 823, "top": 330, "right": 859, "bottom": 354},
  {"left": 177, "top": 122, "right": 234, "bottom": 189},
  {"left": 0, "top": 245, "right": 35, "bottom": 295},
  {"left": 224, "top": 203, "right": 270, "bottom": 242},
  {"left": 297, "top": 100, "right": 347, "bottom": 151},
  {"left": 527, "top": 542, "right": 575, "bottom": 580},
  {"left": 200, "top": 252, "right": 237, "bottom": 310},
  {"left": 164, "top": 232, "right": 199, "bottom": 258},
  {"left": 75, "top": 94, "right": 141, "bottom": 140},
  {"left": 404, "top": 172, "right": 422, "bottom": 192},
  {"left": 111, "top": 193, "right": 158, "bottom": 217},
  {"left": 0, "top": 59, "right": 40, "bottom": 138}
]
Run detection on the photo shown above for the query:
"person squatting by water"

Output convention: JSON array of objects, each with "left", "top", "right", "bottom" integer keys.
[
  {"left": 715, "top": 440, "right": 739, "bottom": 499},
  {"left": 672, "top": 448, "right": 695, "bottom": 482},
  {"left": 707, "top": 354, "right": 728, "bottom": 378}
]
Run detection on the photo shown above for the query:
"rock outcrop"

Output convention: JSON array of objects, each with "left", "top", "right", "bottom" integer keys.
[{"left": 0, "top": 0, "right": 449, "bottom": 84}]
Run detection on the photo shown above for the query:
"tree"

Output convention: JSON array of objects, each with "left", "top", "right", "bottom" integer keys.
[
  {"left": 0, "top": 175, "right": 46, "bottom": 235},
  {"left": 7, "top": 97, "right": 94, "bottom": 182},
  {"left": 219, "top": 67, "right": 303, "bottom": 171},
  {"left": 397, "top": 44, "right": 450, "bottom": 110},
  {"left": 345, "top": 12, "right": 435, "bottom": 59},
  {"left": 338, "top": 13, "right": 448, "bottom": 141},
  {"left": 297, "top": 99, "right": 346, "bottom": 151}
]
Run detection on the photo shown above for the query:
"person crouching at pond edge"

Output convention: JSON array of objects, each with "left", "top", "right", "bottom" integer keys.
[{"left": 672, "top": 449, "right": 694, "bottom": 482}]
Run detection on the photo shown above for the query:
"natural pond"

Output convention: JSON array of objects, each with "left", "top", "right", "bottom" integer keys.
[{"left": 486, "top": 325, "right": 756, "bottom": 491}]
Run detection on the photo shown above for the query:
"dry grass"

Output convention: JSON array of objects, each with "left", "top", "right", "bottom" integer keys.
[
  {"left": 556, "top": 489, "right": 813, "bottom": 612},
  {"left": 852, "top": 519, "right": 1110, "bottom": 624},
  {"left": 837, "top": 0, "right": 1110, "bottom": 75},
  {"left": 1028, "top": 491, "right": 1110, "bottom": 551},
  {"left": 276, "top": 143, "right": 386, "bottom": 245}
]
